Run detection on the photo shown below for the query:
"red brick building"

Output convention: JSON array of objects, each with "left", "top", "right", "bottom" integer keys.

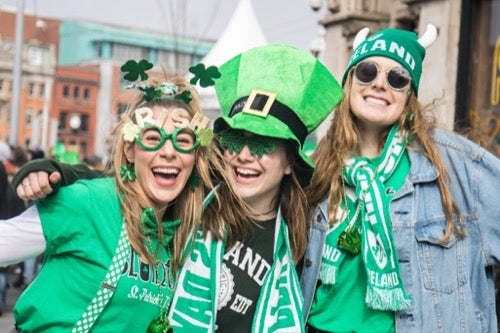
[{"left": 52, "top": 66, "right": 99, "bottom": 158}]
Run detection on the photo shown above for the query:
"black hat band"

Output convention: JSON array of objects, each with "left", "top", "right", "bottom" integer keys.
[{"left": 228, "top": 93, "right": 308, "bottom": 144}]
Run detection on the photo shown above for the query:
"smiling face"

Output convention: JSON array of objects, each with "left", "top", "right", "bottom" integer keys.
[
  {"left": 350, "top": 56, "right": 411, "bottom": 132},
  {"left": 124, "top": 105, "right": 196, "bottom": 210},
  {"left": 222, "top": 132, "right": 292, "bottom": 214}
]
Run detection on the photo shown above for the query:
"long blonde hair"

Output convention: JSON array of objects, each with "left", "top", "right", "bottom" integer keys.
[
  {"left": 110, "top": 76, "right": 221, "bottom": 275},
  {"left": 308, "top": 70, "right": 464, "bottom": 243}
]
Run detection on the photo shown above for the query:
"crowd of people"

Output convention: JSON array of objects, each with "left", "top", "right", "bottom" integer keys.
[{"left": 0, "top": 23, "right": 499, "bottom": 333}]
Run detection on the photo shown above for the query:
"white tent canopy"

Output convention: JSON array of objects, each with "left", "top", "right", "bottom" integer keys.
[{"left": 197, "top": 0, "right": 268, "bottom": 120}]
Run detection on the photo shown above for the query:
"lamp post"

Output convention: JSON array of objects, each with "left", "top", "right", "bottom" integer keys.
[{"left": 9, "top": 0, "right": 25, "bottom": 146}]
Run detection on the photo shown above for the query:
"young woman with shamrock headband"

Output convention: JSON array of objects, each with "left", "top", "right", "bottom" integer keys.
[
  {"left": 301, "top": 24, "right": 500, "bottom": 332},
  {"left": 12, "top": 47, "right": 344, "bottom": 332},
  {"left": 0, "top": 64, "right": 240, "bottom": 332},
  {"left": 167, "top": 44, "right": 343, "bottom": 332}
]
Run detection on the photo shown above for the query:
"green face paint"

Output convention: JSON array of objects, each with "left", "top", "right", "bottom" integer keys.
[{"left": 219, "top": 129, "right": 286, "bottom": 158}]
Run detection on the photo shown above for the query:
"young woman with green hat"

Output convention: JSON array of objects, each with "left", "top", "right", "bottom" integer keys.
[
  {"left": 301, "top": 24, "right": 500, "bottom": 332},
  {"left": 0, "top": 68, "right": 237, "bottom": 332},
  {"left": 168, "top": 44, "right": 342, "bottom": 332}
]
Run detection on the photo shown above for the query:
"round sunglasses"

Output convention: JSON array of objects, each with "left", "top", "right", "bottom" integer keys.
[
  {"left": 136, "top": 125, "right": 200, "bottom": 153},
  {"left": 353, "top": 61, "right": 411, "bottom": 91}
]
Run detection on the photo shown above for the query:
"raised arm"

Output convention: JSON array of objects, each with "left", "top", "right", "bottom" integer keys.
[{"left": 12, "top": 159, "right": 106, "bottom": 201}]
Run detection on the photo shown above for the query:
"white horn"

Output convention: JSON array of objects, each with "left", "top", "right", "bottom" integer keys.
[
  {"left": 353, "top": 27, "right": 370, "bottom": 50},
  {"left": 417, "top": 24, "right": 438, "bottom": 49}
]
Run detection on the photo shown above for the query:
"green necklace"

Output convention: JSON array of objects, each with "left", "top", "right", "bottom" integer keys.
[{"left": 146, "top": 242, "right": 174, "bottom": 333}]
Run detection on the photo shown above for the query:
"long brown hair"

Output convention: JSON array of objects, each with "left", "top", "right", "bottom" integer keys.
[
  {"left": 110, "top": 76, "right": 222, "bottom": 275},
  {"left": 202, "top": 141, "right": 309, "bottom": 263},
  {"left": 308, "top": 70, "right": 464, "bottom": 243}
]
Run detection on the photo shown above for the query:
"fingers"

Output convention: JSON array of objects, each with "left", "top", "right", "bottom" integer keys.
[
  {"left": 48, "top": 171, "right": 61, "bottom": 185},
  {"left": 16, "top": 171, "right": 55, "bottom": 201}
]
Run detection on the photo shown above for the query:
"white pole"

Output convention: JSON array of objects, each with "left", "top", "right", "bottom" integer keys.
[{"left": 9, "top": 0, "right": 25, "bottom": 146}]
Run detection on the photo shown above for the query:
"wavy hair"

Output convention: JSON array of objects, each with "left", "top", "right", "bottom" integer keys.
[
  {"left": 307, "top": 70, "right": 464, "bottom": 244},
  {"left": 202, "top": 141, "right": 309, "bottom": 263},
  {"left": 110, "top": 76, "right": 222, "bottom": 275}
]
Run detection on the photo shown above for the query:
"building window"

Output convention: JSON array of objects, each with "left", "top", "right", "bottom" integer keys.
[
  {"left": 80, "top": 114, "right": 89, "bottom": 132},
  {"left": 28, "top": 82, "right": 35, "bottom": 97},
  {"left": 96, "top": 42, "right": 103, "bottom": 58},
  {"left": 177, "top": 53, "right": 194, "bottom": 73},
  {"left": 63, "top": 85, "right": 70, "bottom": 98},
  {"left": 26, "top": 108, "right": 34, "bottom": 127},
  {"left": 157, "top": 50, "right": 176, "bottom": 71},
  {"left": 39, "top": 83, "right": 45, "bottom": 98},
  {"left": 73, "top": 87, "right": 80, "bottom": 99},
  {"left": 0, "top": 79, "right": 3, "bottom": 92},
  {"left": 112, "top": 43, "right": 142, "bottom": 63},
  {"left": 59, "top": 112, "right": 68, "bottom": 130},
  {"left": 27, "top": 45, "right": 43, "bottom": 66},
  {"left": 83, "top": 88, "right": 90, "bottom": 101}
]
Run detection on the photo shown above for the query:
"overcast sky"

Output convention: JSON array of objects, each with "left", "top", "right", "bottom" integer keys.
[{"left": 0, "top": 0, "right": 327, "bottom": 51}]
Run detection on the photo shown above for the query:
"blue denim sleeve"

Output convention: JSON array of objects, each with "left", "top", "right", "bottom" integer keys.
[{"left": 475, "top": 148, "right": 500, "bottom": 265}]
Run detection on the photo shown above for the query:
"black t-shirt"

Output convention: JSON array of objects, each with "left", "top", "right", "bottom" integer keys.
[{"left": 216, "top": 218, "right": 276, "bottom": 332}]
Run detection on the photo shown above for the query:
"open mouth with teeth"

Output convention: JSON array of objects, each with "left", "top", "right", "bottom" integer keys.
[
  {"left": 152, "top": 167, "right": 179, "bottom": 180},
  {"left": 235, "top": 167, "right": 260, "bottom": 179}
]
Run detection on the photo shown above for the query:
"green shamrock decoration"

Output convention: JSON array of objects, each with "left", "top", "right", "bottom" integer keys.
[
  {"left": 198, "top": 128, "right": 214, "bottom": 147},
  {"left": 189, "top": 63, "right": 221, "bottom": 87},
  {"left": 121, "top": 59, "right": 154, "bottom": 82},
  {"left": 176, "top": 90, "right": 192, "bottom": 104},
  {"left": 142, "top": 86, "right": 163, "bottom": 102},
  {"left": 187, "top": 173, "right": 201, "bottom": 192}
]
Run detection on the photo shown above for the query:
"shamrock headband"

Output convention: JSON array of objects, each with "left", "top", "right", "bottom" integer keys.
[
  {"left": 121, "top": 59, "right": 221, "bottom": 105},
  {"left": 342, "top": 24, "right": 437, "bottom": 95},
  {"left": 120, "top": 59, "right": 217, "bottom": 148}
]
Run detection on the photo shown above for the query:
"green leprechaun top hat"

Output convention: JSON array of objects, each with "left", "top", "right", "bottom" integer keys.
[{"left": 213, "top": 44, "right": 343, "bottom": 186}]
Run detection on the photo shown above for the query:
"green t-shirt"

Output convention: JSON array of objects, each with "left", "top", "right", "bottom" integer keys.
[
  {"left": 14, "top": 178, "right": 172, "bottom": 332},
  {"left": 308, "top": 153, "right": 410, "bottom": 333}
]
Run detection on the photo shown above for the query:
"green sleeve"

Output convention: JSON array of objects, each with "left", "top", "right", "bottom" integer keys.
[{"left": 12, "top": 159, "right": 107, "bottom": 193}]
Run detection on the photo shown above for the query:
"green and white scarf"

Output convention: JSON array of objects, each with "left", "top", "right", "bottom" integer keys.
[
  {"left": 320, "top": 125, "right": 412, "bottom": 311},
  {"left": 168, "top": 207, "right": 305, "bottom": 332}
]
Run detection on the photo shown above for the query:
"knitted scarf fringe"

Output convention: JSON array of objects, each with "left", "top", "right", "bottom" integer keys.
[
  {"left": 365, "top": 285, "right": 412, "bottom": 311},
  {"left": 319, "top": 265, "right": 337, "bottom": 285}
]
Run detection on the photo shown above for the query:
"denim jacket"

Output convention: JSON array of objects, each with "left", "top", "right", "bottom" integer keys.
[{"left": 300, "top": 129, "right": 500, "bottom": 333}]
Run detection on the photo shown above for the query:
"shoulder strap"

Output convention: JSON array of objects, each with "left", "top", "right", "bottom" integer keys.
[{"left": 71, "top": 224, "right": 129, "bottom": 333}]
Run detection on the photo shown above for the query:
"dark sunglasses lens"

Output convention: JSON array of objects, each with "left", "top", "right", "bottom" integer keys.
[
  {"left": 355, "top": 62, "right": 378, "bottom": 83},
  {"left": 387, "top": 67, "right": 411, "bottom": 89}
]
